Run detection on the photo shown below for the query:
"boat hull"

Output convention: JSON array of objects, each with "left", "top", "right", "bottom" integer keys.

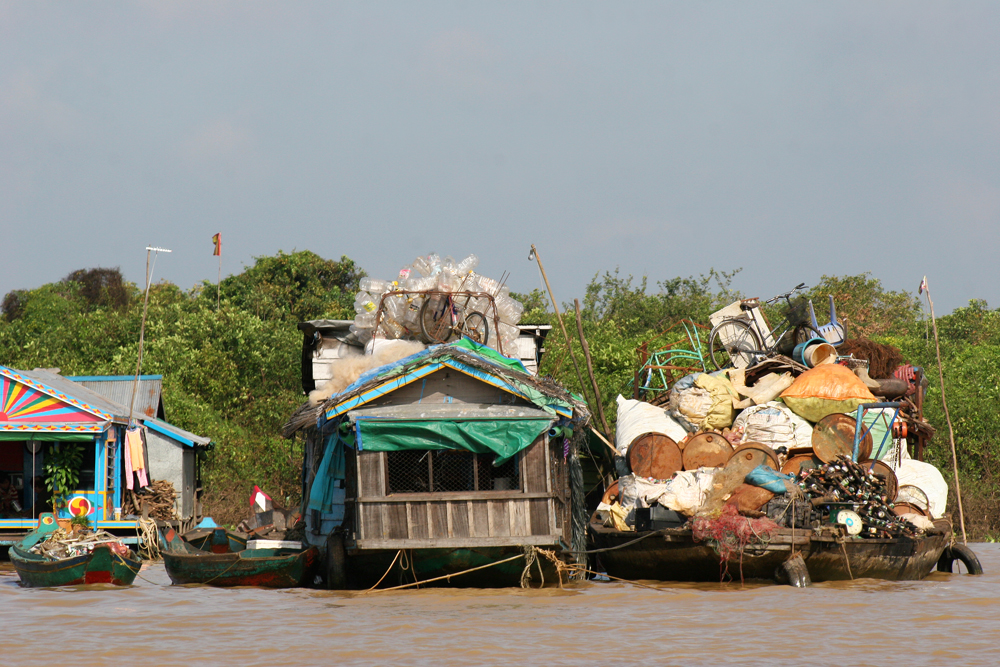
[
  {"left": 341, "top": 545, "right": 561, "bottom": 589},
  {"left": 10, "top": 544, "right": 141, "bottom": 587},
  {"left": 163, "top": 547, "right": 319, "bottom": 588},
  {"left": 589, "top": 521, "right": 952, "bottom": 584}
]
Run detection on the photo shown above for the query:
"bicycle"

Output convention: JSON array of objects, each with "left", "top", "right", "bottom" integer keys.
[
  {"left": 419, "top": 291, "right": 491, "bottom": 346},
  {"left": 708, "top": 283, "right": 824, "bottom": 370}
]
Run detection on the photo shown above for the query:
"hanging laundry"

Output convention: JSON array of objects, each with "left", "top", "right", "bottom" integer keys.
[{"left": 125, "top": 426, "right": 150, "bottom": 489}]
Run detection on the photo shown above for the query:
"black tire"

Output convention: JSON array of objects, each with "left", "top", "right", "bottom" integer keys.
[
  {"left": 325, "top": 532, "right": 348, "bottom": 589},
  {"left": 709, "top": 319, "right": 761, "bottom": 370},
  {"left": 461, "top": 311, "right": 490, "bottom": 346},
  {"left": 419, "top": 295, "right": 454, "bottom": 344},
  {"left": 937, "top": 543, "right": 984, "bottom": 575}
]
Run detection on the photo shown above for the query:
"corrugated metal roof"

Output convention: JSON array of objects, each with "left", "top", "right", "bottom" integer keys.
[
  {"left": 67, "top": 375, "right": 163, "bottom": 419},
  {"left": 146, "top": 418, "right": 212, "bottom": 447},
  {"left": 19, "top": 369, "right": 142, "bottom": 423}
]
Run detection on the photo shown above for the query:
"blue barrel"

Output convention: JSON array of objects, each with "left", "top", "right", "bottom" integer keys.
[{"left": 793, "top": 338, "right": 829, "bottom": 367}]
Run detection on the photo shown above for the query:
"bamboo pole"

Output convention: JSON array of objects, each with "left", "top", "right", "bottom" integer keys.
[
  {"left": 575, "top": 298, "right": 611, "bottom": 439},
  {"left": 923, "top": 276, "right": 967, "bottom": 544},
  {"left": 528, "top": 245, "right": 594, "bottom": 413}
]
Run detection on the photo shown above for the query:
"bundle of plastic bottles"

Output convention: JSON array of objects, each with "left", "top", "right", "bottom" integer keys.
[{"left": 350, "top": 253, "right": 525, "bottom": 354}]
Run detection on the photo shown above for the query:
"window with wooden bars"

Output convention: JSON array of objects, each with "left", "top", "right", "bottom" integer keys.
[{"left": 385, "top": 450, "right": 520, "bottom": 494}]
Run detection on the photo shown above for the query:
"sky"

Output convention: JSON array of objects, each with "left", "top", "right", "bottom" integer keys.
[{"left": 2, "top": 1, "right": 998, "bottom": 315}]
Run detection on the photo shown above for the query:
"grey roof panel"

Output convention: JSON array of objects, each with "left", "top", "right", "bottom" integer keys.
[{"left": 67, "top": 376, "right": 163, "bottom": 419}]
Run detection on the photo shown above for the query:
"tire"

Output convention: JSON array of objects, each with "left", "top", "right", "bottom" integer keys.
[
  {"left": 419, "top": 295, "right": 454, "bottom": 344},
  {"left": 325, "top": 532, "right": 348, "bottom": 589},
  {"left": 709, "top": 320, "right": 761, "bottom": 370},
  {"left": 461, "top": 311, "right": 490, "bottom": 346},
  {"left": 937, "top": 543, "right": 984, "bottom": 575}
]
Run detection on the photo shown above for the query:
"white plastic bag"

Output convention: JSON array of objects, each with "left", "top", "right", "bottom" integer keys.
[{"left": 614, "top": 395, "right": 688, "bottom": 455}]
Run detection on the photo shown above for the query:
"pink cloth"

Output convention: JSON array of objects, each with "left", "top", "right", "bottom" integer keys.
[{"left": 124, "top": 427, "right": 149, "bottom": 489}]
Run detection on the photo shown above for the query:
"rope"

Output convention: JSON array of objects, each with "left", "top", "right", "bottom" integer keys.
[
  {"left": 520, "top": 546, "right": 538, "bottom": 588},
  {"left": 569, "top": 529, "right": 669, "bottom": 554},
  {"left": 364, "top": 550, "right": 402, "bottom": 591},
  {"left": 837, "top": 537, "right": 854, "bottom": 580},
  {"left": 361, "top": 553, "right": 526, "bottom": 593},
  {"left": 114, "top": 552, "right": 164, "bottom": 587},
  {"left": 136, "top": 518, "right": 161, "bottom": 561}
]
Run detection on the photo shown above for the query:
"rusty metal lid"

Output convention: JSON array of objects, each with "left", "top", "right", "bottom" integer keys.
[
  {"left": 863, "top": 460, "right": 899, "bottom": 501},
  {"left": 628, "top": 433, "right": 683, "bottom": 480},
  {"left": 781, "top": 452, "right": 823, "bottom": 476},
  {"left": 892, "top": 502, "right": 930, "bottom": 518},
  {"left": 726, "top": 483, "right": 775, "bottom": 513},
  {"left": 601, "top": 480, "right": 620, "bottom": 506},
  {"left": 812, "top": 414, "right": 873, "bottom": 463},
  {"left": 729, "top": 442, "right": 780, "bottom": 472},
  {"left": 682, "top": 432, "right": 734, "bottom": 471}
]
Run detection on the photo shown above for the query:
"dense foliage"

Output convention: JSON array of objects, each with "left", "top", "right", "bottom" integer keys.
[
  {"left": 3, "top": 255, "right": 998, "bottom": 536},
  {"left": 0, "top": 251, "right": 362, "bottom": 524}
]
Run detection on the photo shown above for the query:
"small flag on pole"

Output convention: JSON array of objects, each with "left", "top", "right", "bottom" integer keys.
[
  {"left": 212, "top": 233, "right": 222, "bottom": 256},
  {"left": 918, "top": 276, "right": 928, "bottom": 294}
]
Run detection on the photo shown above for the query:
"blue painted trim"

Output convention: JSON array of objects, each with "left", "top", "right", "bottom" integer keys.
[
  {"left": 66, "top": 375, "right": 163, "bottom": 381},
  {"left": 113, "top": 426, "right": 122, "bottom": 512},
  {"left": 145, "top": 420, "right": 196, "bottom": 447},
  {"left": 324, "top": 363, "right": 444, "bottom": 420}
]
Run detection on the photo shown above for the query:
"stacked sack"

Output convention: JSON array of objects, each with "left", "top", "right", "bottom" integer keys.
[{"left": 350, "top": 253, "right": 524, "bottom": 354}]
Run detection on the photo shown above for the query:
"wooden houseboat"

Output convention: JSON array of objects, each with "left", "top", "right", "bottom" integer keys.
[
  {"left": 0, "top": 367, "right": 210, "bottom": 549},
  {"left": 283, "top": 338, "right": 589, "bottom": 589}
]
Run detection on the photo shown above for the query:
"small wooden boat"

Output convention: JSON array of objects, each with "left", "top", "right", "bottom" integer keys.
[
  {"left": 589, "top": 518, "right": 956, "bottom": 584},
  {"left": 160, "top": 527, "right": 319, "bottom": 588},
  {"left": 9, "top": 513, "right": 141, "bottom": 587},
  {"left": 180, "top": 526, "right": 247, "bottom": 553}
]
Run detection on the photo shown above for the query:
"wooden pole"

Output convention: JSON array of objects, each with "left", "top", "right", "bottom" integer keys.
[
  {"left": 528, "top": 245, "right": 594, "bottom": 413},
  {"left": 575, "top": 298, "right": 611, "bottom": 439},
  {"left": 924, "top": 276, "right": 967, "bottom": 544},
  {"left": 217, "top": 253, "right": 222, "bottom": 311}
]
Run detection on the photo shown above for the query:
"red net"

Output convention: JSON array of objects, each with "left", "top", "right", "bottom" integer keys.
[{"left": 692, "top": 504, "right": 780, "bottom": 565}]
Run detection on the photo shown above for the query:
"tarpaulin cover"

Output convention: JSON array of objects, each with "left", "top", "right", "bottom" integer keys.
[
  {"left": 354, "top": 417, "right": 554, "bottom": 465},
  {"left": 0, "top": 431, "right": 97, "bottom": 442},
  {"left": 307, "top": 431, "right": 347, "bottom": 514}
]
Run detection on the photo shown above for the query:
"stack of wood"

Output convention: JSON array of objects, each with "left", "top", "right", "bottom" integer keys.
[{"left": 121, "top": 480, "right": 177, "bottom": 522}]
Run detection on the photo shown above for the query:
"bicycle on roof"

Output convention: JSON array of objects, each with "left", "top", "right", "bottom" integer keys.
[{"left": 708, "top": 283, "right": 825, "bottom": 370}]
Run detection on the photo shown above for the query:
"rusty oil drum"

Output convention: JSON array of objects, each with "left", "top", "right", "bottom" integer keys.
[
  {"left": 682, "top": 432, "right": 734, "bottom": 470},
  {"left": 812, "top": 414, "right": 873, "bottom": 463},
  {"left": 628, "top": 433, "right": 683, "bottom": 480},
  {"left": 781, "top": 452, "right": 823, "bottom": 476},
  {"left": 729, "top": 442, "right": 780, "bottom": 471},
  {"left": 862, "top": 459, "right": 899, "bottom": 501},
  {"left": 726, "top": 483, "right": 775, "bottom": 513}
]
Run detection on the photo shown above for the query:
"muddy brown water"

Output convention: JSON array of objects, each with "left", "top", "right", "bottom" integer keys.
[{"left": 3, "top": 544, "right": 999, "bottom": 666}]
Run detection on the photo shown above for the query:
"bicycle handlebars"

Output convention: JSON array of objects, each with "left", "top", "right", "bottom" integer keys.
[{"left": 764, "top": 283, "right": 808, "bottom": 305}]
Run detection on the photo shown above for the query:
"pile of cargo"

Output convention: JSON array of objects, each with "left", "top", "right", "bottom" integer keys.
[
  {"left": 350, "top": 253, "right": 525, "bottom": 354},
  {"left": 597, "top": 336, "right": 946, "bottom": 539}
]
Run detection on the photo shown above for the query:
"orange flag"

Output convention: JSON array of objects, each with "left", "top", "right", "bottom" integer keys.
[{"left": 211, "top": 233, "right": 222, "bottom": 256}]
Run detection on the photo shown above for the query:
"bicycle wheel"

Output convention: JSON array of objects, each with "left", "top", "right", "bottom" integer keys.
[
  {"left": 792, "top": 324, "right": 823, "bottom": 346},
  {"left": 709, "top": 319, "right": 761, "bottom": 370},
  {"left": 460, "top": 311, "right": 490, "bottom": 346},
  {"left": 420, "top": 296, "right": 454, "bottom": 344}
]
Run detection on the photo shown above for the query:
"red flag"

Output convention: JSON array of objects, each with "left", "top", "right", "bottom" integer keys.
[{"left": 211, "top": 233, "right": 221, "bottom": 256}]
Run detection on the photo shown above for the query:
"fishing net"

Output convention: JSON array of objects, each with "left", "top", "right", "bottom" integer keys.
[
  {"left": 838, "top": 339, "right": 905, "bottom": 379},
  {"left": 692, "top": 504, "right": 779, "bottom": 571}
]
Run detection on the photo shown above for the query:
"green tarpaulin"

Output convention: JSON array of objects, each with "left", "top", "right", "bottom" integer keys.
[
  {"left": 355, "top": 417, "right": 555, "bottom": 465},
  {"left": 0, "top": 432, "right": 97, "bottom": 442}
]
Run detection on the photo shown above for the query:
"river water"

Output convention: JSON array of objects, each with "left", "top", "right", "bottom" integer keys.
[{"left": 3, "top": 544, "right": 998, "bottom": 666}]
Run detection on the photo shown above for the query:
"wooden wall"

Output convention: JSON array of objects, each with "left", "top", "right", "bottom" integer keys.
[{"left": 350, "top": 435, "right": 570, "bottom": 550}]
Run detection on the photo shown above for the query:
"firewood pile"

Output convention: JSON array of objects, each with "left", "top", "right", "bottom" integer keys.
[{"left": 121, "top": 480, "right": 177, "bottom": 522}]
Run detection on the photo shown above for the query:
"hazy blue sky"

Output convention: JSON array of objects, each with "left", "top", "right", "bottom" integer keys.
[{"left": 2, "top": 1, "right": 997, "bottom": 314}]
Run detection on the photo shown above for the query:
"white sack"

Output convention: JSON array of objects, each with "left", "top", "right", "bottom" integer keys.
[
  {"left": 614, "top": 395, "right": 688, "bottom": 456},
  {"left": 658, "top": 468, "right": 717, "bottom": 515},
  {"left": 733, "top": 401, "right": 813, "bottom": 450},
  {"left": 895, "top": 459, "right": 948, "bottom": 519}
]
